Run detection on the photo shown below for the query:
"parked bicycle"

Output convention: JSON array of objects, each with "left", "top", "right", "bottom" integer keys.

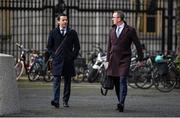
[
  {"left": 133, "top": 52, "right": 177, "bottom": 92},
  {"left": 15, "top": 43, "right": 35, "bottom": 80},
  {"left": 154, "top": 54, "right": 178, "bottom": 92},
  {"left": 133, "top": 56, "right": 154, "bottom": 89},
  {"left": 28, "top": 50, "right": 53, "bottom": 82}
]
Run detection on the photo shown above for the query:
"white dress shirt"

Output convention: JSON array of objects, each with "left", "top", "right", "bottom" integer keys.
[
  {"left": 60, "top": 27, "right": 67, "bottom": 35},
  {"left": 116, "top": 23, "right": 125, "bottom": 38}
]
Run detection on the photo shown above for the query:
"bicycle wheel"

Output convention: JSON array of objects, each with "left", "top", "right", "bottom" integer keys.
[
  {"left": 15, "top": 61, "right": 24, "bottom": 80},
  {"left": 43, "top": 63, "right": 53, "bottom": 82},
  {"left": 28, "top": 62, "right": 41, "bottom": 81},
  {"left": 82, "top": 63, "right": 92, "bottom": 82},
  {"left": 87, "top": 67, "right": 98, "bottom": 83},
  {"left": 154, "top": 70, "right": 177, "bottom": 92},
  {"left": 134, "top": 66, "right": 154, "bottom": 89},
  {"left": 43, "top": 69, "right": 53, "bottom": 82},
  {"left": 127, "top": 70, "right": 138, "bottom": 89}
]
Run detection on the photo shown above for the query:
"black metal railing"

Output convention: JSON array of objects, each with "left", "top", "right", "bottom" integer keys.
[{"left": 0, "top": 0, "right": 177, "bottom": 61}]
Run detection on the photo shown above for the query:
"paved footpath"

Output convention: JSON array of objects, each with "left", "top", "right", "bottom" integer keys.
[{"left": 5, "top": 78, "right": 180, "bottom": 117}]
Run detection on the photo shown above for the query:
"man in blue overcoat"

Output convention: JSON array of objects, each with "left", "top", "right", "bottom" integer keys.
[{"left": 47, "top": 13, "right": 80, "bottom": 108}]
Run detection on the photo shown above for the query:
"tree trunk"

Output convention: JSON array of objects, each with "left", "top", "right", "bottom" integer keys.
[{"left": 176, "top": 0, "right": 180, "bottom": 54}]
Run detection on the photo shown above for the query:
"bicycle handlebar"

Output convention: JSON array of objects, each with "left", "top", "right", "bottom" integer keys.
[
  {"left": 16, "top": 42, "right": 33, "bottom": 53},
  {"left": 16, "top": 43, "right": 23, "bottom": 49}
]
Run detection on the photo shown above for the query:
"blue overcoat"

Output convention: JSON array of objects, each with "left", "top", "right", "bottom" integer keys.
[{"left": 47, "top": 27, "right": 80, "bottom": 76}]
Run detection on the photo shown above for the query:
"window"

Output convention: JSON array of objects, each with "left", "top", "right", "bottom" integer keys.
[
  {"left": 132, "top": 0, "right": 159, "bottom": 34},
  {"left": 146, "top": 16, "right": 156, "bottom": 33}
]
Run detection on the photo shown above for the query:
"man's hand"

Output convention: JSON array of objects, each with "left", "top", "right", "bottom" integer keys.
[{"left": 104, "top": 62, "right": 109, "bottom": 70}]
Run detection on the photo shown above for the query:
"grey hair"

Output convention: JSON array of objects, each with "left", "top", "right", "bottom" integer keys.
[{"left": 114, "top": 10, "right": 125, "bottom": 21}]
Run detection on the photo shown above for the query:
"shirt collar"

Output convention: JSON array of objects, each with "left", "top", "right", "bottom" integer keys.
[
  {"left": 117, "top": 23, "right": 125, "bottom": 29},
  {"left": 59, "top": 27, "right": 67, "bottom": 31}
]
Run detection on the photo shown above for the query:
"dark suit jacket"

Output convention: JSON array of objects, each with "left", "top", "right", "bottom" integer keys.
[
  {"left": 47, "top": 27, "right": 80, "bottom": 76},
  {"left": 107, "top": 23, "right": 143, "bottom": 77}
]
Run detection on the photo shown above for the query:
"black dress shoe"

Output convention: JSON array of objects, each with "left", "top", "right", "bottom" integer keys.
[
  {"left": 117, "top": 104, "right": 124, "bottom": 112},
  {"left": 51, "top": 101, "right": 59, "bottom": 108},
  {"left": 63, "top": 102, "right": 69, "bottom": 107}
]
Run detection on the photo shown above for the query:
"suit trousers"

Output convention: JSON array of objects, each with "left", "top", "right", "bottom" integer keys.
[
  {"left": 113, "top": 76, "right": 127, "bottom": 105},
  {"left": 52, "top": 75, "right": 71, "bottom": 104}
]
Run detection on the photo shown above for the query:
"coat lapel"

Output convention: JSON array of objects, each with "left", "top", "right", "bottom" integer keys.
[
  {"left": 55, "top": 27, "right": 61, "bottom": 35},
  {"left": 111, "top": 27, "right": 117, "bottom": 44},
  {"left": 56, "top": 27, "right": 72, "bottom": 37},
  {"left": 111, "top": 24, "right": 129, "bottom": 44},
  {"left": 64, "top": 28, "right": 71, "bottom": 36},
  {"left": 118, "top": 25, "right": 129, "bottom": 40}
]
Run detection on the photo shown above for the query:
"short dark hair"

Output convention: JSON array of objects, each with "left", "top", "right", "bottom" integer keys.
[
  {"left": 56, "top": 13, "right": 67, "bottom": 21},
  {"left": 114, "top": 10, "right": 125, "bottom": 21}
]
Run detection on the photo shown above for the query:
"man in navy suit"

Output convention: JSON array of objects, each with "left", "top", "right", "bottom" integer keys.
[
  {"left": 47, "top": 13, "right": 80, "bottom": 108},
  {"left": 106, "top": 11, "right": 143, "bottom": 112}
]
